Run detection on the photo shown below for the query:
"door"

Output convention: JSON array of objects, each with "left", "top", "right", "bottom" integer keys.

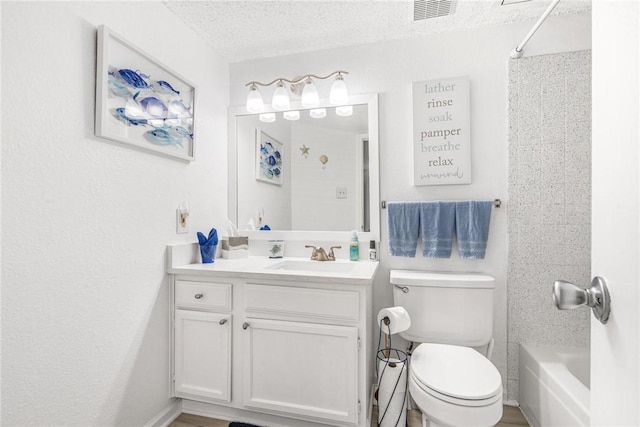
[
  {"left": 241, "top": 318, "right": 359, "bottom": 425},
  {"left": 174, "top": 309, "right": 231, "bottom": 402},
  {"left": 591, "top": 2, "right": 639, "bottom": 425}
]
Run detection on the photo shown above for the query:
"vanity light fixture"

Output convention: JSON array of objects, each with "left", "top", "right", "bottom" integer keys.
[
  {"left": 245, "top": 70, "right": 349, "bottom": 112},
  {"left": 335, "top": 105, "right": 353, "bottom": 117},
  {"left": 329, "top": 73, "right": 349, "bottom": 105},
  {"left": 309, "top": 108, "right": 327, "bottom": 119},
  {"left": 246, "top": 83, "right": 264, "bottom": 113},
  {"left": 283, "top": 110, "right": 300, "bottom": 121},
  {"left": 272, "top": 80, "right": 290, "bottom": 111},
  {"left": 301, "top": 78, "right": 320, "bottom": 108},
  {"left": 259, "top": 113, "right": 276, "bottom": 123}
]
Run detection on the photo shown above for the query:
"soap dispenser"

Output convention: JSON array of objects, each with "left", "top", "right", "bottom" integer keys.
[
  {"left": 349, "top": 230, "right": 359, "bottom": 261},
  {"left": 368, "top": 240, "right": 378, "bottom": 261}
]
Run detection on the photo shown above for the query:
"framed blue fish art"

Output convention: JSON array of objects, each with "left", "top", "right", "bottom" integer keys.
[
  {"left": 95, "top": 25, "right": 195, "bottom": 162},
  {"left": 255, "top": 129, "right": 284, "bottom": 186}
]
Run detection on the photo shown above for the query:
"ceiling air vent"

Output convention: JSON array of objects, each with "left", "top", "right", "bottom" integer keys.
[{"left": 414, "top": 0, "right": 457, "bottom": 21}]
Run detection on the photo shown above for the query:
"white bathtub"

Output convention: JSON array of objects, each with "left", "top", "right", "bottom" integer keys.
[{"left": 519, "top": 344, "right": 590, "bottom": 427}]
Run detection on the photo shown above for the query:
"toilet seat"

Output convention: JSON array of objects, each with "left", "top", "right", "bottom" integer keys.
[{"left": 410, "top": 343, "right": 502, "bottom": 407}]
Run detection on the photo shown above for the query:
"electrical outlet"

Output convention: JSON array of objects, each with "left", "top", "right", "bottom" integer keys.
[
  {"left": 176, "top": 208, "right": 189, "bottom": 234},
  {"left": 336, "top": 186, "right": 347, "bottom": 199}
]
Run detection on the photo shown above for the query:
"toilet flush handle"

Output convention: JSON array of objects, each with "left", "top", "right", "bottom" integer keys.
[{"left": 394, "top": 284, "right": 409, "bottom": 293}]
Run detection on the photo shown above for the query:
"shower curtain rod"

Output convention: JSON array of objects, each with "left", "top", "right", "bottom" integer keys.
[{"left": 510, "top": 0, "right": 561, "bottom": 59}]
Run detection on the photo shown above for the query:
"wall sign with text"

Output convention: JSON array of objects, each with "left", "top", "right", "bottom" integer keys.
[{"left": 413, "top": 76, "right": 471, "bottom": 186}]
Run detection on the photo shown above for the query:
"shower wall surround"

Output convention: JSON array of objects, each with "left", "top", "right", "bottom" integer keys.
[{"left": 507, "top": 50, "right": 592, "bottom": 403}]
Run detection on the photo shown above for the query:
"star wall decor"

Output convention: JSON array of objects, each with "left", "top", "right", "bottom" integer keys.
[{"left": 299, "top": 144, "right": 310, "bottom": 159}]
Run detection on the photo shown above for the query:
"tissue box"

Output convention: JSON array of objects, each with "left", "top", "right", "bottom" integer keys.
[{"left": 221, "top": 236, "right": 249, "bottom": 259}]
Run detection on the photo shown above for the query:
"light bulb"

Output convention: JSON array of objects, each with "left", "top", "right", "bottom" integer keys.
[
  {"left": 259, "top": 113, "right": 276, "bottom": 123},
  {"left": 246, "top": 84, "right": 264, "bottom": 113},
  {"left": 283, "top": 110, "right": 300, "bottom": 121},
  {"left": 329, "top": 74, "right": 348, "bottom": 105},
  {"left": 309, "top": 108, "right": 326, "bottom": 119},
  {"left": 272, "top": 81, "right": 290, "bottom": 111},
  {"left": 335, "top": 105, "right": 353, "bottom": 117},
  {"left": 301, "top": 78, "right": 320, "bottom": 108}
]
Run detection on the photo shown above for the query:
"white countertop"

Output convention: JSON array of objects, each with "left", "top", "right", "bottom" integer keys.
[{"left": 168, "top": 256, "right": 379, "bottom": 285}]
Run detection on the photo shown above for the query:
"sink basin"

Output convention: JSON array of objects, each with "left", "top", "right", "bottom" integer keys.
[{"left": 267, "top": 260, "right": 356, "bottom": 273}]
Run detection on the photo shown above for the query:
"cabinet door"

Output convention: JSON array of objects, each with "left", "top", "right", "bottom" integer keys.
[
  {"left": 174, "top": 309, "right": 231, "bottom": 402},
  {"left": 242, "top": 318, "right": 359, "bottom": 425}
]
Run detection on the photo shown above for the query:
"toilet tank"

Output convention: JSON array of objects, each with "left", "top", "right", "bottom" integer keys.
[{"left": 391, "top": 270, "right": 495, "bottom": 347}]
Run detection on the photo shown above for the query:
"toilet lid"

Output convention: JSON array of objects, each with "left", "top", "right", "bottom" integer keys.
[{"left": 411, "top": 343, "right": 502, "bottom": 400}]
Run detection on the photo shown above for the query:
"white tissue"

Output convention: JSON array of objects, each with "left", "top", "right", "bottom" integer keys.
[
  {"left": 225, "top": 219, "right": 240, "bottom": 237},
  {"left": 377, "top": 358, "right": 408, "bottom": 427},
  {"left": 377, "top": 307, "right": 411, "bottom": 335},
  {"left": 246, "top": 217, "right": 256, "bottom": 231}
]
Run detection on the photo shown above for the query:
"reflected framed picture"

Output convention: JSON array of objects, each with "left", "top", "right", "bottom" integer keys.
[
  {"left": 95, "top": 25, "right": 195, "bottom": 162},
  {"left": 255, "top": 128, "right": 284, "bottom": 185}
]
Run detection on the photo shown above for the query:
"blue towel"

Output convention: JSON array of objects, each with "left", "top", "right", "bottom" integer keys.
[
  {"left": 455, "top": 201, "right": 492, "bottom": 259},
  {"left": 197, "top": 228, "right": 219, "bottom": 263},
  {"left": 420, "top": 201, "right": 456, "bottom": 258},
  {"left": 387, "top": 202, "right": 421, "bottom": 257}
]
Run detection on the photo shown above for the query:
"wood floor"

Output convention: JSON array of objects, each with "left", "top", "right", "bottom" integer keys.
[{"left": 170, "top": 405, "right": 529, "bottom": 427}]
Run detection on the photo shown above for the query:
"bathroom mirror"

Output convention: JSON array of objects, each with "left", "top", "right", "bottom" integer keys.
[{"left": 228, "top": 93, "right": 379, "bottom": 239}]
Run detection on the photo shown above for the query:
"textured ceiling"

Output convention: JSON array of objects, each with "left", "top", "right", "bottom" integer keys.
[{"left": 164, "top": 0, "right": 591, "bottom": 63}]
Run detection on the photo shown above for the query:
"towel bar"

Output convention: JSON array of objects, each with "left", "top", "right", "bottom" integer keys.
[{"left": 381, "top": 199, "right": 502, "bottom": 209}]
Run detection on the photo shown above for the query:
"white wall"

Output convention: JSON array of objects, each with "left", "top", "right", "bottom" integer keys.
[
  {"left": 291, "top": 123, "right": 359, "bottom": 231},
  {"left": 229, "top": 13, "right": 591, "bottom": 400},
  {"left": 237, "top": 115, "right": 292, "bottom": 230},
  {"left": 1, "top": 2, "right": 228, "bottom": 425}
]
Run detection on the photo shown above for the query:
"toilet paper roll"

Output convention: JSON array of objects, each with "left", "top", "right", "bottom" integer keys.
[
  {"left": 377, "top": 307, "right": 411, "bottom": 335},
  {"left": 377, "top": 358, "right": 408, "bottom": 427}
]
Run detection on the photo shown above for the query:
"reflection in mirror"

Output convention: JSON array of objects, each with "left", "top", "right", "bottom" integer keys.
[{"left": 229, "top": 94, "right": 379, "bottom": 237}]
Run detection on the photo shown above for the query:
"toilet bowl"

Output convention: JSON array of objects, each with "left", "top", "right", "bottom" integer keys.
[
  {"left": 390, "top": 270, "right": 503, "bottom": 427},
  {"left": 408, "top": 343, "right": 503, "bottom": 427}
]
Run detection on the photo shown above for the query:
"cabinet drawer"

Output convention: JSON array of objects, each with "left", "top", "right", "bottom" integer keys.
[
  {"left": 245, "top": 284, "right": 359, "bottom": 322},
  {"left": 175, "top": 280, "right": 232, "bottom": 311}
]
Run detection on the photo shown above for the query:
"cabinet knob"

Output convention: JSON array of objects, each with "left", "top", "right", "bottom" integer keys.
[
  {"left": 194, "top": 293, "right": 204, "bottom": 299},
  {"left": 219, "top": 318, "right": 228, "bottom": 325},
  {"left": 242, "top": 322, "right": 250, "bottom": 330}
]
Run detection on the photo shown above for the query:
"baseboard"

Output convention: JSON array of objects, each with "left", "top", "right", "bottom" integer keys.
[
  {"left": 145, "top": 398, "right": 183, "bottom": 427},
  {"left": 503, "top": 400, "right": 520, "bottom": 407}
]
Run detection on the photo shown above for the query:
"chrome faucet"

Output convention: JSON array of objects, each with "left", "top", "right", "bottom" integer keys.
[{"left": 305, "top": 245, "right": 342, "bottom": 261}]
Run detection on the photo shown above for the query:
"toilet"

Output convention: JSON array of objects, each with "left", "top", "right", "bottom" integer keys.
[{"left": 391, "top": 270, "right": 503, "bottom": 427}]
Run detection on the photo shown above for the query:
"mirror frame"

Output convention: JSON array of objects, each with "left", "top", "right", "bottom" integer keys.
[{"left": 228, "top": 93, "right": 380, "bottom": 242}]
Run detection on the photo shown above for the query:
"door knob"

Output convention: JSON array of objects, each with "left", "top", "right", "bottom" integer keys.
[{"left": 553, "top": 276, "right": 611, "bottom": 324}]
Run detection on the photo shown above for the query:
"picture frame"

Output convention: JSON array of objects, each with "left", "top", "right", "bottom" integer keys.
[
  {"left": 95, "top": 25, "right": 196, "bottom": 162},
  {"left": 255, "top": 128, "right": 284, "bottom": 185}
]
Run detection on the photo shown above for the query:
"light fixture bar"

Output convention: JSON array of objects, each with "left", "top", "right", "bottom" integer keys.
[
  {"left": 245, "top": 70, "right": 349, "bottom": 89},
  {"left": 245, "top": 70, "right": 349, "bottom": 119}
]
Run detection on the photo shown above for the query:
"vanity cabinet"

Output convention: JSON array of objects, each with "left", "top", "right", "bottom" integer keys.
[
  {"left": 173, "top": 280, "right": 232, "bottom": 404},
  {"left": 242, "top": 318, "right": 359, "bottom": 423},
  {"left": 241, "top": 283, "right": 362, "bottom": 424},
  {"left": 174, "top": 309, "right": 231, "bottom": 402},
  {"left": 168, "top": 254, "right": 377, "bottom": 427}
]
